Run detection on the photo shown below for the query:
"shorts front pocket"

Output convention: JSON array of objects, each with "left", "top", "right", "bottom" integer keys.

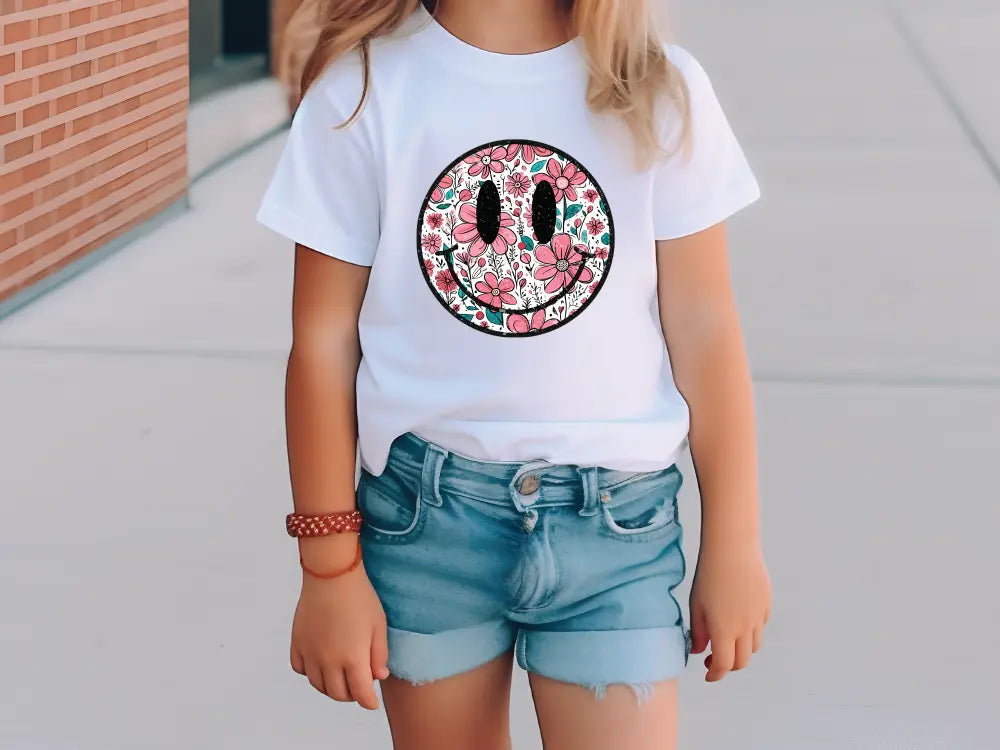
[
  {"left": 357, "top": 468, "right": 427, "bottom": 543},
  {"left": 598, "top": 467, "right": 682, "bottom": 543}
]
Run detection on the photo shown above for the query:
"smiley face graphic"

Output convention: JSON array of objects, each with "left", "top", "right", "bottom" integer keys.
[{"left": 417, "top": 139, "right": 614, "bottom": 336}]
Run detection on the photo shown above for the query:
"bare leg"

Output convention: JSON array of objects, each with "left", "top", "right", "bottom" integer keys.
[
  {"left": 528, "top": 673, "right": 678, "bottom": 750},
  {"left": 379, "top": 649, "right": 516, "bottom": 750}
]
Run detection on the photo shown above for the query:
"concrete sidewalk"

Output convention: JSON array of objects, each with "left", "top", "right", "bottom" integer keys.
[{"left": 2, "top": 1, "right": 999, "bottom": 748}]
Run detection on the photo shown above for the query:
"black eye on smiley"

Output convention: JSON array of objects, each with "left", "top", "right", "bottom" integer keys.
[
  {"left": 436, "top": 179, "right": 591, "bottom": 313},
  {"left": 418, "top": 140, "right": 614, "bottom": 337}
]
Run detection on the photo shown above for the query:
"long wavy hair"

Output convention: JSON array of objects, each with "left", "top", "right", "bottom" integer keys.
[{"left": 276, "top": 0, "right": 689, "bottom": 165}]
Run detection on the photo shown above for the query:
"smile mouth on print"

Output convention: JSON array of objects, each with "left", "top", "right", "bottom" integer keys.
[{"left": 435, "top": 240, "right": 595, "bottom": 314}]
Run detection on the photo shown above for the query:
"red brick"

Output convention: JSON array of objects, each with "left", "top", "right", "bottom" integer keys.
[
  {"left": 79, "top": 84, "right": 103, "bottom": 104},
  {"left": 22, "top": 0, "right": 51, "bottom": 10},
  {"left": 0, "top": 54, "right": 14, "bottom": 76},
  {"left": 51, "top": 38, "right": 78, "bottom": 60},
  {"left": 0, "top": 229, "right": 16, "bottom": 254},
  {"left": 122, "top": 41, "right": 156, "bottom": 63},
  {"left": 39, "top": 174, "right": 75, "bottom": 204},
  {"left": 22, "top": 44, "right": 50, "bottom": 68},
  {"left": 22, "top": 101, "right": 50, "bottom": 127},
  {"left": 0, "top": 113, "right": 16, "bottom": 135},
  {"left": 39, "top": 14, "right": 67, "bottom": 35},
  {"left": 4, "top": 20, "right": 33, "bottom": 44},
  {"left": 71, "top": 61, "right": 93, "bottom": 82},
  {"left": 55, "top": 92, "right": 78, "bottom": 114},
  {"left": 5, "top": 135, "right": 35, "bottom": 162},
  {"left": 0, "top": 157, "right": 49, "bottom": 194},
  {"left": 3, "top": 79, "right": 34, "bottom": 104},
  {"left": 40, "top": 123, "right": 66, "bottom": 148},
  {"left": 0, "top": 193, "right": 34, "bottom": 224},
  {"left": 69, "top": 8, "right": 93, "bottom": 27},
  {"left": 96, "top": 2, "right": 119, "bottom": 20},
  {"left": 39, "top": 68, "right": 70, "bottom": 92}
]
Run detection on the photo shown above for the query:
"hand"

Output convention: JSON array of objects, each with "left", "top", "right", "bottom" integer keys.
[
  {"left": 689, "top": 537, "right": 771, "bottom": 682},
  {"left": 290, "top": 543, "right": 390, "bottom": 709}
]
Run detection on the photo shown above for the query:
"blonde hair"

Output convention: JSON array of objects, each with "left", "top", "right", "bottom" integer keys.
[{"left": 277, "top": 0, "right": 688, "bottom": 166}]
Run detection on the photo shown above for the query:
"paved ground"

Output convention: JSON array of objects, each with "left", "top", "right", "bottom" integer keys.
[{"left": 2, "top": 1, "right": 999, "bottom": 748}]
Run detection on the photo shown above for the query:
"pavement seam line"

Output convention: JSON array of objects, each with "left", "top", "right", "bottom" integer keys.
[
  {"left": 886, "top": 4, "right": 1000, "bottom": 191},
  {"left": 2, "top": 343, "right": 1000, "bottom": 388}
]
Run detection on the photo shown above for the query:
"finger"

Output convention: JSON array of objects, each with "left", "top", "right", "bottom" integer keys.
[
  {"left": 290, "top": 648, "right": 306, "bottom": 676},
  {"left": 305, "top": 662, "right": 325, "bottom": 695},
  {"left": 689, "top": 605, "right": 710, "bottom": 655},
  {"left": 763, "top": 605, "right": 771, "bottom": 626},
  {"left": 347, "top": 663, "right": 380, "bottom": 710},
  {"left": 371, "top": 625, "right": 390, "bottom": 680},
  {"left": 752, "top": 626, "right": 762, "bottom": 654},
  {"left": 732, "top": 634, "right": 752, "bottom": 671},
  {"left": 324, "top": 666, "right": 351, "bottom": 702},
  {"left": 706, "top": 636, "right": 735, "bottom": 682}
]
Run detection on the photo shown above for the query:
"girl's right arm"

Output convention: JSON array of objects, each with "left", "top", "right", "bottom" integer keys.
[{"left": 286, "top": 243, "right": 389, "bottom": 710}]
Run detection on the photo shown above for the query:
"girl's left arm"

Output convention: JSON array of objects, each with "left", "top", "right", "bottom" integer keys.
[{"left": 656, "top": 222, "right": 772, "bottom": 683}]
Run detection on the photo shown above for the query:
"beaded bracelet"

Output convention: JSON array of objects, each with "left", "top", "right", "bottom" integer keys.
[{"left": 286, "top": 510, "right": 363, "bottom": 537}]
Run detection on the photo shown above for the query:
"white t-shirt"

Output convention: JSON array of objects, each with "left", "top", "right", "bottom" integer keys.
[{"left": 257, "top": 6, "right": 760, "bottom": 476}]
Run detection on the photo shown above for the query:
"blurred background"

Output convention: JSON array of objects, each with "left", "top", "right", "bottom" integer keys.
[{"left": 1, "top": 1, "right": 998, "bottom": 748}]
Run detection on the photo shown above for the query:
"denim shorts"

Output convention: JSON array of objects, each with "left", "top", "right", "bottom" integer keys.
[{"left": 358, "top": 432, "right": 691, "bottom": 702}]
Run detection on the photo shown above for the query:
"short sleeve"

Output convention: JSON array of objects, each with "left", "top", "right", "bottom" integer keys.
[
  {"left": 652, "top": 46, "right": 761, "bottom": 241},
  {"left": 256, "top": 67, "right": 380, "bottom": 266}
]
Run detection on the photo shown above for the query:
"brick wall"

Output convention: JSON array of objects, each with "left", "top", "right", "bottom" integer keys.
[{"left": 0, "top": 0, "right": 189, "bottom": 304}]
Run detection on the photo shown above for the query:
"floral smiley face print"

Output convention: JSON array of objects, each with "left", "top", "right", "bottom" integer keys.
[{"left": 417, "top": 139, "right": 614, "bottom": 336}]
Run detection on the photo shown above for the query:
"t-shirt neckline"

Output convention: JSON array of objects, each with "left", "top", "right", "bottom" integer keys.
[{"left": 408, "top": 3, "right": 582, "bottom": 79}]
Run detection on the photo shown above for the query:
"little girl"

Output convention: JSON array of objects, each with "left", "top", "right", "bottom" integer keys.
[{"left": 258, "top": 1, "right": 771, "bottom": 747}]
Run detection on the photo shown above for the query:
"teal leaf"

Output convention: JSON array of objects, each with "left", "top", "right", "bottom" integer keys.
[
  {"left": 459, "top": 313, "right": 475, "bottom": 321},
  {"left": 444, "top": 189, "right": 454, "bottom": 200},
  {"left": 436, "top": 203, "right": 450, "bottom": 210},
  {"left": 520, "top": 235, "right": 534, "bottom": 251},
  {"left": 600, "top": 232, "right": 611, "bottom": 245},
  {"left": 485, "top": 307, "right": 504, "bottom": 326},
  {"left": 456, "top": 285, "right": 466, "bottom": 299},
  {"left": 565, "top": 204, "right": 582, "bottom": 220},
  {"left": 581, "top": 230, "right": 588, "bottom": 243},
  {"left": 530, "top": 161, "right": 547, "bottom": 173}
]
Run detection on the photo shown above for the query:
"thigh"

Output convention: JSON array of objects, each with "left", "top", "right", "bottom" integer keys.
[
  {"left": 380, "top": 648, "right": 516, "bottom": 750},
  {"left": 528, "top": 673, "right": 678, "bottom": 750}
]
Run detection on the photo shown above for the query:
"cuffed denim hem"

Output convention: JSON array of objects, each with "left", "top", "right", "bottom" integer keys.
[
  {"left": 515, "top": 625, "right": 689, "bottom": 705},
  {"left": 386, "top": 620, "right": 517, "bottom": 685}
]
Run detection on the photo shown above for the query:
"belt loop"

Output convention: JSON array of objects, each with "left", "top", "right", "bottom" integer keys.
[
  {"left": 578, "top": 466, "right": 600, "bottom": 516},
  {"left": 421, "top": 442, "right": 447, "bottom": 507}
]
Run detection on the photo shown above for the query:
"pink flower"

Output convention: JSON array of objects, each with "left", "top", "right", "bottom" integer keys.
[
  {"left": 594, "top": 246, "right": 609, "bottom": 260},
  {"left": 584, "top": 188, "right": 599, "bottom": 202},
  {"left": 533, "top": 159, "right": 587, "bottom": 202},
  {"left": 505, "top": 172, "right": 531, "bottom": 198},
  {"left": 435, "top": 270, "right": 458, "bottom": 293},
  {"left": 586, "top": 217, "right": 604, "bottom": 235},
  {"left": 464, "top": 146, "right": 506, "bottom": 178},
  {"left": 421, "top": 232, "right": 442, "bottom": 252},
  {"left": 475, "top": 272, "right": 517, "bottom": 307},
  {"left": 455, "top": 251, "right": 470, "bottom": 265},
  {"left": 427, "top": 212, "right": 444, "bottom": 229},
  {"left": 507, "top": 309, "right": 558, "bottom": 334},
  {"left": 458, "top": 189, "right": 472, "bottom": 201},
  {"left": 504, "top": 143, "right": 553, "bottom": 163},
  {"left": 454, "top": 201, "right": 517, "bottom": 256},
  {"left": 533, "top": 233, "right": 594, "bottom": 294},
  {"left": 423, "top": 258, "right": 434, "bottom": 273},
  {"left": 431, "top": 174, "right": 453, "bottom": 203}
]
